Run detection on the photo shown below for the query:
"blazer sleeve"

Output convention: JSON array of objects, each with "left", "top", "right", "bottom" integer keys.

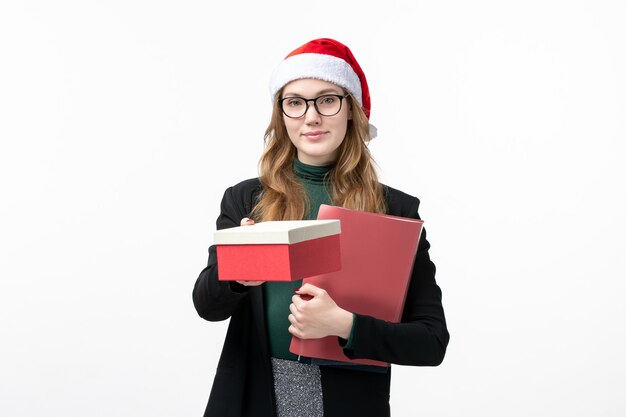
[
  {"left": 192, "top": 185, "right": 255, "bottom": 322},
  {"left": 340, "top": 198, "right": 450, "bottom": 366}
]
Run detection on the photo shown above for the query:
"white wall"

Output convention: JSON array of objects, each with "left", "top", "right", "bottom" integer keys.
[{"left": 1, "top": 1, "right": 624, "bottom": 416}]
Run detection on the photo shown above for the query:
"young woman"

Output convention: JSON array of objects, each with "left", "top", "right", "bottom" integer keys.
[{"left": 193, "top": 38, "right": 449, "bottom": 417}]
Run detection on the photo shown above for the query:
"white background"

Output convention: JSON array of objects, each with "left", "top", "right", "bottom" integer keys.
[{"left": 1, "top": 1, "right": 625, "bottom": 416}]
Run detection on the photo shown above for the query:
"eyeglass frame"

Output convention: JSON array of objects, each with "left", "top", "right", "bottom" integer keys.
[{"left": 278, "top": 94, "right": 350, "bottom": 119}]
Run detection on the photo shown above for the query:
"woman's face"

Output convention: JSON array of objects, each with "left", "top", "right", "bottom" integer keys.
[{"left": 281, "top": 78, "right": 351, "bottom": 166}]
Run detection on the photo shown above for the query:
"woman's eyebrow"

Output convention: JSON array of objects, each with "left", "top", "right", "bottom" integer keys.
[{"left": 282, "top": 88, "right": 343, "bottom": 97}]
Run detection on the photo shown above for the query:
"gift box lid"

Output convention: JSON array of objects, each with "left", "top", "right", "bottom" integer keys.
[{"left": 214, "top": 220, "right": 341, "bottom": 245}]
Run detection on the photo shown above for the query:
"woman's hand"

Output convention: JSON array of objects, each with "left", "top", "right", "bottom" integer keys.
[
  {"left": 288, "top": 283, "right": 354, "bottom": 339},
  {"left": 235, "top": 218, "right": 265, "bottom": 287}
]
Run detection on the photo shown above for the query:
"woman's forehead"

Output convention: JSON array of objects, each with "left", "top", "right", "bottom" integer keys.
[{"left": 282, "top": 78, "right": 344, "bottom": 97}]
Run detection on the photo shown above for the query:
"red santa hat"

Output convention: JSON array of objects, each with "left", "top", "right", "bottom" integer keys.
[{"left": 269, "top": 38, "right": 377, "bottom": 139}]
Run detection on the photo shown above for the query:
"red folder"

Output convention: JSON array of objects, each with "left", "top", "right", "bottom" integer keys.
[{"left": 289, "top": 205, "right": 423, "bottom": 367}]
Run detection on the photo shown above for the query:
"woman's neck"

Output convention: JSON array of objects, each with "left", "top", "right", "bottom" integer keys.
[{"left": 293, "top": 158, "right": 334, "bottom": 183}]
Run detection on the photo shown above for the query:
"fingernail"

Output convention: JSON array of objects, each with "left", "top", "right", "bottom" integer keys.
[{"left": 294, "top": 287, "right": 300, "bottom": 293}]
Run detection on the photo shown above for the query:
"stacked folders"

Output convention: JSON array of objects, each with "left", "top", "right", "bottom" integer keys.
[{"left": 290, "top": 205, "right": 424, "bottom": 368}]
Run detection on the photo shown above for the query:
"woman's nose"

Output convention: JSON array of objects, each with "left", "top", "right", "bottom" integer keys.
[{"left": 304, "top": 103, "right": 321, "bottom": 124}]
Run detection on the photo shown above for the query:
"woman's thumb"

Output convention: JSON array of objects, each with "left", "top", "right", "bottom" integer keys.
[
  {"left": 296, "top": 283, "right": 322, "bottom": 299},
  {"left": 240, "top": 217, "right": 255, "bottom": 226}
]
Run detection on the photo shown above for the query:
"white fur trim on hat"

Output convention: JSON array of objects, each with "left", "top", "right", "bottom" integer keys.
[
  {"left": 269, "top": 53, "right": 363, "bottom": 105},
  {"left": 368, "top": 124, "right": 378, "bottom": 140}
]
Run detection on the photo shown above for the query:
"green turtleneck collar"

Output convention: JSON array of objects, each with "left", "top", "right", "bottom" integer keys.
[{"left": 293, "top": 157, "right": 334, "bottom": 183}]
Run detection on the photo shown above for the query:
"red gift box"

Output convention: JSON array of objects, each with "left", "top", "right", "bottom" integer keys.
[{"left": 214, "top": 220, "right": 341, "bottom": 281}]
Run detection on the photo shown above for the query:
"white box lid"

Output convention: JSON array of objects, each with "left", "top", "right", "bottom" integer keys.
[{"left": 214, "top": 220, "right": 341, "bottom": 245}]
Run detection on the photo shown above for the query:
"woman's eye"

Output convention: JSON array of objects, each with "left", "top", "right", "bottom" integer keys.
[
  {"left": 319, "top": 96, "right": 336, "bottom": 104},
  {"left": 286, "top": 99, "right": 303, "bottom": 107}
]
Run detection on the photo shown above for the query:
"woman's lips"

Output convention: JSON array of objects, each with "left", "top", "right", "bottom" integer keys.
[{"left": 303, "top": 131, "right": 327, "bottom": 141}]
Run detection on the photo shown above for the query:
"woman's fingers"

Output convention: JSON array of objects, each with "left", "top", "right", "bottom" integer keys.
[
  {"left": 235, "top": 280, "right": 264, "bottom": 286},
  {"left": 240, "top": 217, "right": 255, "bottom": 226},
  {"left": 288, "top": 325, "right": 302, "bottom": 338}
]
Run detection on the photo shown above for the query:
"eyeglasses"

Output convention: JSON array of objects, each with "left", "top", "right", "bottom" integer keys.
[{"left": 278, "top": 94, "right": 349, "bottom": 119}]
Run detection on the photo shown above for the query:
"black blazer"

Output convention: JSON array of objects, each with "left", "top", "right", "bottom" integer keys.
[{"left": 193, "top": 178, "right": 449, "bottom": 417}]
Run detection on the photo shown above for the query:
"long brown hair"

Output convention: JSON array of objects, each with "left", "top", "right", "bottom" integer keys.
[{"left": 250, "top": 91, "right": 386, "bottom": 221}]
